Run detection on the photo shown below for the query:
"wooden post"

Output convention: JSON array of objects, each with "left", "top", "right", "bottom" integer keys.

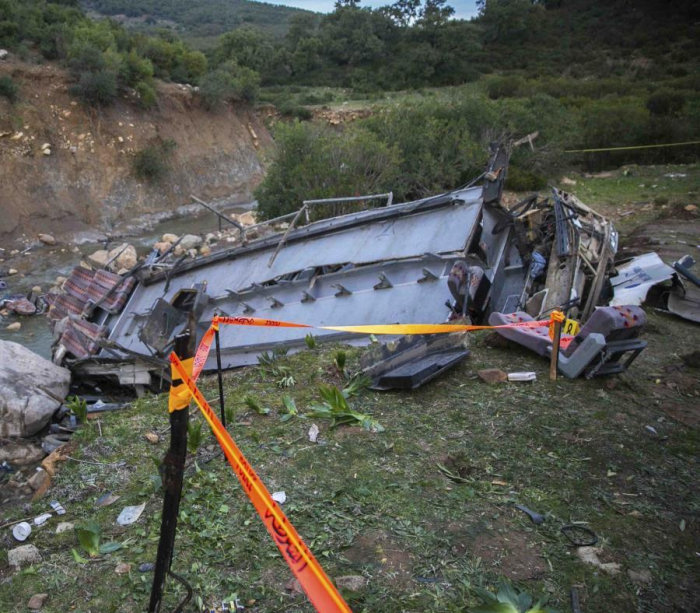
[
  {"left": 148, "top": 326, "right": 195, "bottom": 613},
  {"left": 550, "top": 318, "right": 562, "bottom": 381}
]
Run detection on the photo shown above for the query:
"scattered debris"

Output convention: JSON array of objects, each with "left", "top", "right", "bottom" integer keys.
[
  {"left": 507, "top": 371, "right": 537, "bottom": 382},
  {"left": 33, "top": 513, "right": 51, "bottom": 526},
  {"left": 115, "top": 562, "right": 131, "bottom": 575},
  {"left": 334, "top": 575, "right": 367, "bottom": 591},
  {"left": 50, "top": 500, "right": 66, "bottom": 515},
  {"left": 576, "top": 546, "right": 621, "bottom": 575},
  {"left": 138, "top": 562, "right": 155, "bottom": 573},
  {"left": 116, "top": 502, "right": 146, "bottom": 525},
  {"left": 514, "top": 504, "right": 545, "bottom": 525},
  {"left": 308, "top": 423, "right": 320, "bottom": 443},
  {"left": 12, "top": 522, "right": 32, "bottom": 542},
  {"left": 271, "top": 491, "right": 286, "bottom": 504}
]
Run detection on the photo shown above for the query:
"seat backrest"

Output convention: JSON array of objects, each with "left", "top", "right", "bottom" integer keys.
[{"left": 563, "top": 305, "right": 646, "bottom": 356}]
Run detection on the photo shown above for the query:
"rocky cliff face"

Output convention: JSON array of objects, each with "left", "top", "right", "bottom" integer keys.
[{"left": 0, "top": 60, "right": 271, "bottom": 245}]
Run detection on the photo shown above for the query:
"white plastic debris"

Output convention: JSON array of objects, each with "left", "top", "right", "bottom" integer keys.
[
  {"left": 508, "top": 372, "right": 537, "bottom": 382},
  {"left": 116, "top": 502, "right": 146, "bottom": 526},
  {"left": 12, "top": 522, "right": 32, "bottom": 542},
  {"left": 33, "top": 513, "right": 52, "bottom": 526},
  {"left": 272, "top": 491, "right": 287, "bottom": 504},
  {"left": 50, "top": 500, "right": 66, "bottom": 515},
  {"left": 308, "top": 423, "right": 320, "bottom": 443}
]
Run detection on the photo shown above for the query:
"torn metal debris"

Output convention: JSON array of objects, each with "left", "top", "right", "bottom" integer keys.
[{"left": 46, "top": 141, "right": 645, "bottom": 388}]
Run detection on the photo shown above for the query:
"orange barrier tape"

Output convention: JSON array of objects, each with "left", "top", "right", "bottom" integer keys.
[{"left": 170, "top": 354, "right": 351, "bottom": 613}]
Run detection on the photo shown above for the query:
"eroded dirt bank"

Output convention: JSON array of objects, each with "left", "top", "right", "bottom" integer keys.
[{"left": 0, "top": 59, "right": 271, "bottom": 245}]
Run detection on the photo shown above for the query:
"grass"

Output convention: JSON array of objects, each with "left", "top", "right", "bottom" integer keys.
[{"left": 1, "top": 309, "right": 698, "bottom": 612}]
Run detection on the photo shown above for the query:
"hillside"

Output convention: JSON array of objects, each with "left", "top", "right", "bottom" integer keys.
[
  {"left": 84, "top": 0, "right": 312, "bottom": 45},
  {"left": 0, "top": 58, "right": 272, "bottom": 244}
]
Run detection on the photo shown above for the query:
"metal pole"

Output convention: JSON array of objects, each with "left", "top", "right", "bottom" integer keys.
[
  {"left": 215, "top": 327, "right": 226, "bottom": 428},
  {"left": 148, "top": 326, "right": 195, "bottom": 613}
]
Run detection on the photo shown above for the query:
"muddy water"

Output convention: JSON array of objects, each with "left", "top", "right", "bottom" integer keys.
[{"left": 0, "top": 203, "right": 252, "bottom": 358}]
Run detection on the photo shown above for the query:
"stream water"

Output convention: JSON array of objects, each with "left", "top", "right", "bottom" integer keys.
[{"left": 0, "top": 202, "right": 252, "bottom": 358}]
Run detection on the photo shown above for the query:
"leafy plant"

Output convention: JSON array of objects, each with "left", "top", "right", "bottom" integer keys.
[
  {"left": 187, "top": 420, "right": 206, "bottom": 454},
  {"left": 470, "top": 582, "right": 559, "bottom": 613},
  {"left": 305, "top": 333, "right": 317, "bottom": 349},
  {"left": 224, "top": 404, "right": 236, "bottom": 425},
  {"left": 0, "top": 76, "right": 18, "bottom": 103},
  {"left": 307, "top": 385, "right": 384, "bottom": 432},
  {"left": 280, "top": 395, "right": 298, "bottom": 422},
  {"left": 277, "top": 372, "right": 296, "bottom": 388},
  {"left": 342, "top": 373, "right": 371, "bottom": 398},
  {"left": 244, "top": 395, "right": 270, "bottom": 415},
  {"left": 74, "top": 521, "right": 122, "bottom": 558},
  {"left": 67, "top": 395, "right": 88, "bottom": 425},
  {"left": 132, "top": 139, "right": 176, "bottom": 182},
  {"left": 334, "top": 350, "right": 347, "bottom": 376}
]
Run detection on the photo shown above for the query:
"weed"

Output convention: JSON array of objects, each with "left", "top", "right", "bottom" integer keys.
[
  {"left": 334, "top": 349, "right": 347, "bottom": 376},
  {"left": 244, "top": 395, "right": 270, "bottom": 415},
  {"left": 224, "top": 404, "right": 235, "bottom": 425},
  {"left": 471, "top": 582, "right": 558, "bottom": 613},
  {"left": 280, "top": 395, "right": 298, "bottom": 422},
  {"left": 305, "top": 333, "right": 317, "bottom": 349},
  {"left": 74, "top": 520, "right": 122, "bottom": 558},
  {"left": 187, "top": 420, "right": 206, "bottom": 453},
  {"left": 308, "top": 384, "right": 384, "bottom": 432},
  {"left": 67, "top": 395, "right": 88, "bottom": 425}
]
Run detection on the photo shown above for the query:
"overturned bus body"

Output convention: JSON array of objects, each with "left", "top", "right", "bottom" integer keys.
[{"left": 47, "top": 142, "right": 617, "bottom": 389}]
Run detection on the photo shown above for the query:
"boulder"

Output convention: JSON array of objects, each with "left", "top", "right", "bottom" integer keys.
[
  {"left": 8, "top": 544, "right": 41, "bottom": 568},
  {"left": 0, "top": 441, "right": 45, "bottom": 466},
  {"left": 179, "top": 234, "right": 203, "bottom": 250},
  {"left": 237, "top": 212, "right": 256, "bottom": 226},
  {"left": 6, "top": 322, "right": 21, "bottom": 331},
  {"left": 0, "top": 341, "right": 71, "bottom": 437},
  {"left": 199, "top": 245, "right": 212, "bottom": 256},
  {"left": 88, "top": 249, "right": 110, "bottom": 268},
  {"left": 162, "top": 233, "right": 178, "bottom": 243},
  {"left": 37, "top": 234, "right": 56, "bottom": 246},
  {"left": 153, "top": 241, "right": 171, "bottom": 253},
  {"left": 108, "top": 243, "right": 137, "bottom": 271}
]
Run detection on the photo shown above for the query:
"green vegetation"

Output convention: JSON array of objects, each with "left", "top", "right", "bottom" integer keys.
[
  {"left": 0, "top": 74, "right": 18, "bottom": 102},
  {"left": 1, "top": 303, "right": 697, "bottom": 611},
  {"left": 131, "top": 139, "right": 176, "bottom": 182}
]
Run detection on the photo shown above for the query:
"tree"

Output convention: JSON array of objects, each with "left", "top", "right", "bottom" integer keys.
[
  {"left": 211, "top": 26, "right": 274, "bottom": 73},
  {"left": 384, "top": 0, "right": 420, "bottom": 26}
]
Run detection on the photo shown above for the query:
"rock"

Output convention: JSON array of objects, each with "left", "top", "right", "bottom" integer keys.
[
  {"left": 153, "top": 241, "right": 171, "bottom": 253},
  {"left": 478, "top": 369, "right": 508, "bottom": 384},
  {"left": 685, "top": 204, "right": 697, "bottom": 212},
  {"left": 8, "top": 268, "right": 17, "bottom": 275},
  {"left": 335, "top": 575, "right": 367, "bottom": 591},
  {"left": 6, "top": 322, "right": 21, "bottom": 331},
  {"left": 162, "top": 233, "right": 178, "bottom": 243},
  {"left": 144, "top": 432, "right": 159, "bottom": 444},
  {"left": 179, "top": 234, "right": 203, "bottom": 250},
  {"left": 31, "top": 286, "right": 42, "bottom": 294},
  {"left": 138, "top": 562, "right": 155, "bottom": 573},
  {"left": 55, "top": 276, "right": 67, "bottom": 287},
  {"left": 204, "top": 232, "right": 217, "bottom": 244},
  {"left": 285, "top": 578, "right": 304, "bottom": 594},
  {"left": 0, "top": 341, "right": 71, "bottom": 437},
  {"left": 37, "top": 234, "right": 56, "bottom": 246},
  {"left": 109, "top": 243, "right": 137, "bottom": 271},
  {"left": 561, "top": 177, "right": 577, "bottom": 186},
  {"left": 0, "top": 441, "right": 45, "bottom": 466},
  {"left": 27, "top": 468, "right": 51, "bottom": 498},
  {"left": 0, "top": 49, "right": 8, "bottom": 60},
  {"left": 8, "top": 544, "right": 41, "bottom": 568},
  {"left": 237, "top": 212, "right": 256, "bottom": 226},
  {"left": 576, "top": 546, "right": 620, "bottom": 575},
  {"left": 40, "top": 143, "right": 50, "bottom": 151},
  {"left": 199, "top": 245, "right": 212, "bottom": 256},
  {"left": 55, "top": 522, "right": 74, "bottom": 534},
  {"left": 88, "top": 249, "right": 110, "bottom": 268},
  {"left": 115, "top": 562, "right": 131, "bottom": 575},
  {"left": 42, "top": 148, "right": 51, "bottom": 156},
  {"left": 187, "top": 249, "right": 198, "bottom": 259},
  {"left": 27, "top": 593, "right": 48, "bottom": 609},
  {"left": 627, "top": 569, "right": 652, "bottom": 585},
  {"left": 116, "top": 268, "right": 129, "bottom": 276}
]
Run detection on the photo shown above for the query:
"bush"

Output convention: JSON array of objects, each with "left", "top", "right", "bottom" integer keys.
[
  {"left": 71, "top": 70, "right": 117, "bottom": 106},
  {"left": 646, "top": 89, "right": 686, "bottom": 117},
  {"left": 485, "top": 75, "right": 524, "bottom": 100},
  {"left": 255, "top": 121, "right": 400, "bottom": 220},
  {"left": 0, "top": 75, "right": 18, "bottom": 103},
  {"left": 278, "top": 102, "right": 313, "bottom": 120},
  {"left": 135, "top": 81, "right": 157, "bottom": 109},
  {"left": 198, "top": 63, "right": 261, "bottom": 110},
  {"left": 132, "top": 140, "right": 176, "bottom": 182}
]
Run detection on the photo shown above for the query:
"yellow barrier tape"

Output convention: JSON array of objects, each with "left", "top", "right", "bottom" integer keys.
[
  {"left": 168, "top": 356, "right": 194, "bottom": 412},
  {"left": 564, "top": 140, "right": 700, "bottom": 153},
  {"left": 170, "top": 354, "right": 351, "bottom": 613}
]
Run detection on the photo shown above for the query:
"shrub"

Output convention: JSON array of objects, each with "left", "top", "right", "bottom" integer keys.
[
  {"left": 278, "top": 102, "right": 313, "bottom": 120},
  {"left": 71, "top": 69, "right": 117, "bottom": 106},
  {"left": 485, "top": 75, "right": 524, "bottom": 99},
  {"left": 255, "top": 121, "right": 400, "bottom": 220},
  {"left": 0, "top": 75, "right": 18, "bottom": 103},
  {"left": 132, "top": 140, "right": 176, "bottom": 182},
  {"left": 135, "top": 81, "right": 157, "bottom": 109},
  {"left": 646, "top": 89, "right": 686, "bottom": 117}
]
